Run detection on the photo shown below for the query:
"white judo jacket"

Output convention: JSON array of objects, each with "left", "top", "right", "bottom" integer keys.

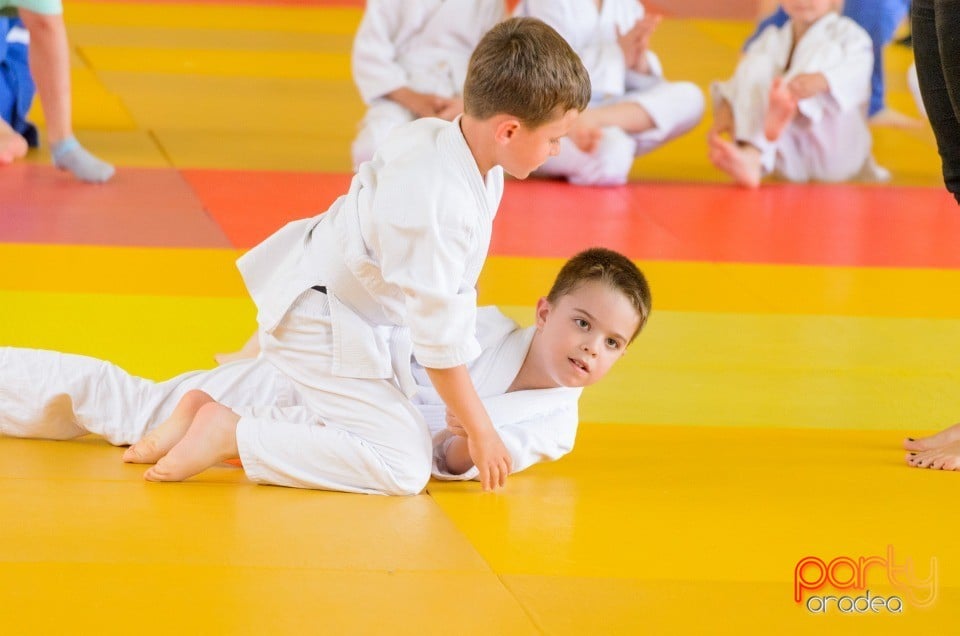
[
  {"left": 352, "top": 0, "right": 506, "bottom": 104},
  {"left": 237, "top": 117, "right": 504, "bottom": 386},
  {"left": 415, "top": 307, "right": 582, "bottom": 481},
  {"left": 515, "top": 0, "right": 665, "bottom": 100}
]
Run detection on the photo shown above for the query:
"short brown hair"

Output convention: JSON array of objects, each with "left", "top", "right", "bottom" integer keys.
[
  {"left": 463, "top": 17, "right": 591, "bottom": 128},
  {"left": 547, "top": 248, "right": 652, "bottom": 341}
]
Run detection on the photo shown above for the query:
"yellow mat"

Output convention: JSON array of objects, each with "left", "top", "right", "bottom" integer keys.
[{"left": 3, "top": 2, "right": 958, "bottom": 633}]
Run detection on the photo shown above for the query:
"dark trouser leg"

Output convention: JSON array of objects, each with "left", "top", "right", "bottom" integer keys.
[{"left": 913, "top": 0, "right": 960, "bottom": 203}]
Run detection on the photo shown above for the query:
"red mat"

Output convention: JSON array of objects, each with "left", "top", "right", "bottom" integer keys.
[
  {"left": 5, "top": 164, "right": 957, "bottom": 269},
  {"left": 0, "top": 165, "right": 231, "bottom": 248},
  {"left": 494, "top": 181, "right": 960, "bottom": 268}
]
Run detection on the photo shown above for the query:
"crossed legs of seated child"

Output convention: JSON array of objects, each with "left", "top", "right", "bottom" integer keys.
[{"left": 538, "top": 83, "right": 703, "bottom": 186}]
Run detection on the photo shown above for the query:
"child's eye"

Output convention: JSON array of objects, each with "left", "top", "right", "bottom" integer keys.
[
  {"left": 575, "top": 318, "right": 589, "bottom": 329},
  {"left": 606, "top": 338, "right": 621, "bottom": 350}
]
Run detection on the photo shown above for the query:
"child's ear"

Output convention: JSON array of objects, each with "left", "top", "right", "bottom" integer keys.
[
  {"left": 494, "top": 117, "right": 522, "bottom": 145},
  {"left": 534, "top": 296, "right": 552, "bottom": 329}
]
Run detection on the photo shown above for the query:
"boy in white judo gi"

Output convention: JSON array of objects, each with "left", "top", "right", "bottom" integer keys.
[
  {"left": 126, "top": 247, "right": 651, "bottom": 482},
  {"left": 425, "top": 247, "right": 650, "bottom": 480},
  {"left": 350, "top": 0, "right": 506, "bottom": 169},
  {"left": 514, "top": 0, "right": 705, "bottom": 186},
  {"left": 708, "top": 0, "right": 885, "bottom": 188},
  {"left": 0, "top": 17, "right": 591, "bottom": 496}
]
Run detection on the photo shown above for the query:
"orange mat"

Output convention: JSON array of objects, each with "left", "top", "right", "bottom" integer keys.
[{"left": 181, "top": 169, "right": 352, "bottom": 248}]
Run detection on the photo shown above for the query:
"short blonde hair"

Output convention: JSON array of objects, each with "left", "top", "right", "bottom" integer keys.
[{"left": 464, "top": 17, "right": 591, "bottom": 128}]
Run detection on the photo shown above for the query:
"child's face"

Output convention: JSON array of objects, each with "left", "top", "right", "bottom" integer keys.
[
  {"left": 782, "top": 0, "right": 836, "bottom": 25},
  {"left": 534, "top": 280, "right": 642, "bottom": 388},
  {"left": 498, "top": 109, "right": 579, "bottom": 179}
]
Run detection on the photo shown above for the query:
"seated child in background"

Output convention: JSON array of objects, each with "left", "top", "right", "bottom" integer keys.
[
  {"left": 0, "top": 15, "right": 35, "bottom": 163},
  {"left": 0, "top": 17, "right": 591, "bottom": 496},
  {"left": 709, "top": 0, "right": 885, "bottom": 188},
  {"left": 514, "top": 0, "right": 704, "bottom": 186},
  {"left": 746, "top": 0, "right": 918, "bottom": 128},
  {"left": 202, "top": 247, "right": 651, "bottom": 480},
  {"left": 0, "top": 1, "right": 113, "bottom": 182},
  {"left": 350, "top": 0, "right": 506, "bottom": 169}
]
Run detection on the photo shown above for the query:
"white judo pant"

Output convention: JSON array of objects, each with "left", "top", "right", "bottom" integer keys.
[
  {"left": 0, "top": 347, "right": 291, "bottom": 445},
  {"left": 237, "top": 289, "right": 433, "bottom": 496},
  {"left": 720, "top": 55, "right": 879, "bottom": 183},
  {"left": 536, "top": 81, "right": 705, "bottom": 186},
  {"left": 0, "top": 293, "right": 433, "bottom": 496}
]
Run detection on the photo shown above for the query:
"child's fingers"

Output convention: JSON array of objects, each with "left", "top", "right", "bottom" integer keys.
[
  {"left": 498, "top": 459, "right": 509, "bottom": 488},
  {"left": 481, "top": 464, "right": 496, "bottom": 491}
]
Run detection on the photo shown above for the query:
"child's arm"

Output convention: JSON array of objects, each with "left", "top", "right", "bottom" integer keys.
[
  {"left": 425, "top": 365, "right": 512, "bottom": 491},
  {"left": 814, "top": 21, "right": 873, "bottom": 113},
  {"left": 350, "top": 0, "right": 414, "bottom": 105},
  {"left": 436, "top": 390, "right": 579, "bottom": 480},
  {"left": 384, "top": 87, "right": 447, "bottom": 119},
  {"left": 620, "top": 13, "right": 661, "bottom": 75}
]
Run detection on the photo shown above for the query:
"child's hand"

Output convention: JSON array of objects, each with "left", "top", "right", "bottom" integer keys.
[
  {"left": 467, "top": 428, "right": 513, "bottom": 491},
  {"left": 618, "top": 14, "right": 661, "bottom": 74},
  {"left": 631, "top": 14, "right": 661, "bottom": 74},
  {"left": 616, "top": 24, "right": 643, "bottom": 69},
  {"left": 387, "top": 87, "right": 448, "bottom": 118},
  {"left": 786, "top": 73, "right": 828, "bottom": 100},
  {"left": 709, "top": 101, "right": 734, "bottom": 138},
  {"left": 435, "top": 96, "right": 464, "bottom": 121},
  {"left": 445, "top": 410, "right": 468, "bottom": 437}
]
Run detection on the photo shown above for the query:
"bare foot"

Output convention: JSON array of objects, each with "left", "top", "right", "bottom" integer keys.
[
  {"left": 904, "top": 422, "right": 960, "bottom": 451},
  {"left": 0, "top": 125, "right": 28, "bottom": 165},
  {"left": 906, "top": 440, "right": 960, "bottom": 470},
  {"left": 123, "top": 390, "right": 214, "bottom": 464},
  {"left": 708, "top": 134, "right": 762, "bottom": 188},
  {"left": 569, "top": 122, "right": 603, "bottom": 154},
  {"left": 869, "top": 107, "right": 922, "bottom": 129},
  {"left": 144, "top": 402, "right": 240, "bottom": 482},
  {"left": 764, "top": 77, "right": 797, "bottom": 141}
]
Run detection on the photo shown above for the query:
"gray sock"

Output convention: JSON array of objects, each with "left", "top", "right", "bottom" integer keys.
[{"left": 51, "top": 137, "right": 115, "bottom": 183}]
